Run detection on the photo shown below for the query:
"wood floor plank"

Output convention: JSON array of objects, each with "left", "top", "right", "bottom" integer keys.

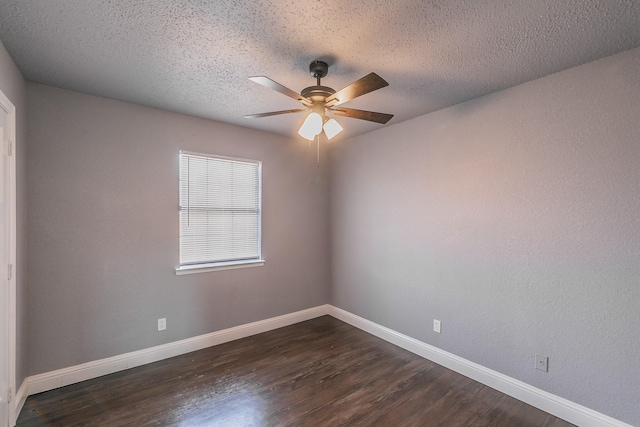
[{"left": 17, "top": 316, "right": 575, "bottom": 426}]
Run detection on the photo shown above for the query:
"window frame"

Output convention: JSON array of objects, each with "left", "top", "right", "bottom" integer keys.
[{"left": 175, "top": 150, "right": 264, "bottom": 275}]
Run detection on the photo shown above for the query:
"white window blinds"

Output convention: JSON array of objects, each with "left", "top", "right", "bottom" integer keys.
[{"left": 179, "top": 151, "right": 262, "bottom": 266}]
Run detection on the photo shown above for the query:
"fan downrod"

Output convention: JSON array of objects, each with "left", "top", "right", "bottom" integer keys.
[{"left": 302, "top": 61, "right": 335, "bottom": 102}]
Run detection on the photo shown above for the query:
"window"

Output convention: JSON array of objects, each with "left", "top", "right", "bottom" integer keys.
[{"left": 176, "top": 151, "right": 263, "bottom": 274}]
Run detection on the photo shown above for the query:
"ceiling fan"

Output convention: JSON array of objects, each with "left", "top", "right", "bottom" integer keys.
[{"left": 245, "top": 60, "right": 393, "bottom": 141}]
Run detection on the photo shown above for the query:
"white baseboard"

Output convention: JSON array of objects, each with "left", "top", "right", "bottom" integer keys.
[
  {"left": 327, "top": 306, "right": 631, "bottom": 427},
  {"left": 15, "top": 304, "right": 630, "bottom": 427},
  {"left": 23, "top": 305, "right": 329, "bottom": 398}
]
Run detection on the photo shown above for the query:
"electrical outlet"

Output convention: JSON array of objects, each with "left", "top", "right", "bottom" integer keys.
[
  {"left": 433, "top": 319, "right": 441, "bottom": 334},
  {"left": 535, "top": 354, "right": 548, "bottom": 372},
  {"left": 158, "top": 318, "right": 166, "bottom": 331}
]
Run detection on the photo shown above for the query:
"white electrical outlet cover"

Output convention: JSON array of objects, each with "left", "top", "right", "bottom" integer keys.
[
  {"left": 535, "top": 354, "right": 548, "bottom": 372},
  {"left": 433, "top": 319, "right": 441, "bottom": 333}
]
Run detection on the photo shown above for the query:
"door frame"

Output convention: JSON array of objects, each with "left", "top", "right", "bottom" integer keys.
[{"left": 0, "top": 89, "right": 16, "bottom": 427}]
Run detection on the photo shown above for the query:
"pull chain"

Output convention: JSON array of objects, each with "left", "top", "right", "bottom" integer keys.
[{"left": 317, "top": 134, "right": 320, "bottom": 166}]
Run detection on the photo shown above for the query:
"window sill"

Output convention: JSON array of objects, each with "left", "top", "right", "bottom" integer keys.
[{"left": 175, "top": 259, "right": 265, "bottom": 275}]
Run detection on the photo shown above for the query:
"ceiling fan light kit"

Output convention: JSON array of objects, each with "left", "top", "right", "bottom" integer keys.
[
  {"left": 298, "top": 111, "right": 323, "bottom": 140},
  {"left": 323, "top": 118, "right": 343, "bottom": 140},
  {"left": 245, "top": 60, "right": 393, "bottom": 143}
]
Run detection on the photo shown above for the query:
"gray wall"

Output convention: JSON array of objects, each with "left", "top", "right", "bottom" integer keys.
[
  {"left": 330, "top": 46, "right": 640, "bottom": 425},
  {"left": 0, "top": 40, "right": 27, "bottom": 390},
  {"left": 26, "top": 84, "right": 330, "bottom": 375}
]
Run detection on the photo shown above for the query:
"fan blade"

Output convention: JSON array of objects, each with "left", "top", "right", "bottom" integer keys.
[
  {"left": 324, "top": 73, "right": 389, "bottom": 107},
  {"left": 244, "top": 109, "right": 307, "bottom": 118},
  {"left": 248, "top": 76, "right": 311, "bottom": 106},
  {"left": 330, "top": 107, "right": 393, "bottom": 124}
]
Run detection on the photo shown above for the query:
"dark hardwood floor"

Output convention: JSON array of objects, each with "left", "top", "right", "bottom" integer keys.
[{"left": 17, "top": 316, "right": 574, "bottom": 426}]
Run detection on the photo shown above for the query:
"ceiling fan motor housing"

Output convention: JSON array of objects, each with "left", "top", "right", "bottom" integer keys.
[{"left": 301, "top": 85, "right": 336, "bottom": 103}]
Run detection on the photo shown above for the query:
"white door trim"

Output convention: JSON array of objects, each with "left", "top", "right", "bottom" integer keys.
[{"left": 0, "top": 89, "right": 16, "bottom": 427}]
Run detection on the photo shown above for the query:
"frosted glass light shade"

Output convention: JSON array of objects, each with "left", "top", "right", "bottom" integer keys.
[
  {"left": 323, "top": 118, "right": 343, "bottom": 140},
  {"left": 298, "top": 112, "right": 323, "bottom": 140}
]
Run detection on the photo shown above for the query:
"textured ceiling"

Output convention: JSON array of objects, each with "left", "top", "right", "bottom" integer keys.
[{"left": 1, "top": 0, "right": 640, "bottom": 141}]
